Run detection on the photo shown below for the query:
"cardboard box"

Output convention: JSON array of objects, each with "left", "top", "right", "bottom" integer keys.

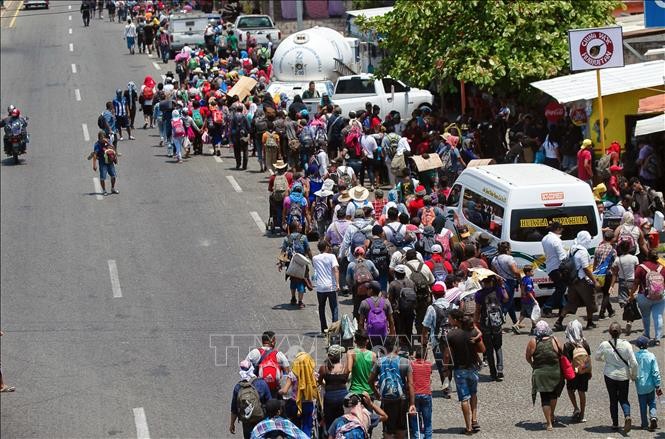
[
  {"left": 227, "top": 77, "right": 258, "bottom": 102},
  {"left": 410, "top": 154, "right": 443, "bottom": 172}
]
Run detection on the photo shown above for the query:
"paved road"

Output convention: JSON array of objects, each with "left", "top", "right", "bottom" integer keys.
[{"left": 1, "top": 4, "right": 663, "bottom": 439}]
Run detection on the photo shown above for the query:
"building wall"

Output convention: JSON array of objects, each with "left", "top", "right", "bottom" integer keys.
[
  {"left": 588, "top": 87, "right": 662, "bottom": 153},
  {"left": 275, "top": 17, "right": 347, "bottom": 37}
]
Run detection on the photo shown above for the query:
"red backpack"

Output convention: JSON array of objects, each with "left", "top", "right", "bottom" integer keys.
[
  {"left": 172, "top": 118, "right": 185, "bottom": 137},
  {"left": 345, "top": 128, "right": 362, "bottom": 158},
  {"left": 256, "top": 349, "right": 281, "bottom": 391},
  {"left": 142, "top": 87, "right": 154, "bottom": 100}
]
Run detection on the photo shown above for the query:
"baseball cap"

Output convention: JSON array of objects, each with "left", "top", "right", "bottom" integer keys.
[
  {"left": 394, "top": 264, "right": 407, "bottom": 274},
  {"left": 354, "top": 247, "right": 366, "bottom": 256},
  {"left": 431, "top": 281, "right": 446, "bottom": 295},
  {"left": 431, "top": 244, "right": 443, "bottom": 254},
  {"left": 635, "top": 335, "right": 650, "bottom": 349}
]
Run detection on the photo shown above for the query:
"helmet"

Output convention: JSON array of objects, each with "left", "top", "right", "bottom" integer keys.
[{"left": 11, "top": 108, "right": 20, "bottom": 117}]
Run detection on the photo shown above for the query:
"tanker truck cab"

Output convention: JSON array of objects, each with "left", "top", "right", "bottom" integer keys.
[{"left": 444, "top": 164, "right": 601, "bottom": 297}]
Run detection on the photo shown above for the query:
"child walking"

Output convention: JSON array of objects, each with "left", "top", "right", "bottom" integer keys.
[
  {"left": 410, "top": 347, "right": 433, "bottom": 439},
  {"left": 516, "top": 265, "right": 538, "bottom": 335},
  {"left": 634, "top": 335, "right": 662, "bottom": 431}
]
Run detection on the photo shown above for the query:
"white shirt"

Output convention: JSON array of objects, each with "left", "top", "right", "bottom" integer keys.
[
  {"left": 316, "top": 150, "right": 329, "bottom": 177},
  {"left": 542, "top": 136, "right": 559, "bottom": 159},
  {"left": 396, "top": 137, "right": 411, "bottom": 156},
  {"left": 612, "top": 254, "right": 639, "bottom": 281},
  {"left": 337, "top": 165, "right": 355, "bottom": 182},
  {"left": 124, "top": 23, "right": 137, "bottom": 38},
  {"left": 312, "top": 253, "right": 339, "bottom": 292},
  {"left": 389, "top": 249, "right": 424, "bottom": 270},
  {"left": 571, "top": 245, "right": 591, "bottom": 280},
  {"left": 595, "top": 338, "right": 638, "bottom": 381},
  {"left": 345, "top": 199, "right": 372, "bottom": 218},
  {"left": 541, "top": 231, "right": 567, "bottom": 274},
  {"left": 361, "top": 135, "right": 378, "bottom": 159}
]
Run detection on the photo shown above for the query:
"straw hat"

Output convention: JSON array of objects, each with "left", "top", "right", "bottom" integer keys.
[
  {"left": 273, "top": 159, "right": 288, "bottom": 170},
  {"left": 338, "top": 190, "right": 351, "bottom": 203},
  {"left": 350, "top": 185, "right": 369, "bottom": 202},
  {"left": 314, "top": 179, "right": 335, "bottom": 197}
]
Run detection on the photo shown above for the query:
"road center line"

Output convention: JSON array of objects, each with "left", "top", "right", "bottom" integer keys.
[
  {"left": 93, "top": 178, "right": 103, "bottom": 200},
  {"left": 152, "top": 62, "right": 161, "bottom": 71},
  {"left": 9, "top": 1, "right": 22, "bottom": 28},
  {"left": 71, "top": 63, "right": 77, "bottom": 74},
  {"left": 82, "top": 123, "right": 89, "bottom": 141},
  {"left": 68, "top": 15, "right": 72, "bottom": 21},
  {"left": 213, "top": 156, "right": 223, "bottom": 163},
  {"left": 75, "top": 89, "right": 81, "bottom": 101},
  {"left": 250, "top": 211, "right": 265, "bottom": 232},
  {"left": 226, "top": 175, "right": 242, "bottom": 192},
  {"left": 68, "top": 5, "right": 72, "bottom": 10},
  {"left": 68, "top": 28, "right": 72, "bottom": 35},
  {"left": 133, "top": 407, "right": 150, "bottom": 439},
  {"left": 108, "top": 260, "right": 122, "bottom": 298},
  {"left": 69, "top": 43, "right": 74, "bottom": 52}
]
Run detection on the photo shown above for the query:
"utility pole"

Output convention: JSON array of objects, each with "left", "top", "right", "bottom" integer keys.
[
  {"left": 296, "top": 0, "right": 303, "bottom": 31},
  {"left": 268, "top": 0, "right": 274, "bottom": 19}
]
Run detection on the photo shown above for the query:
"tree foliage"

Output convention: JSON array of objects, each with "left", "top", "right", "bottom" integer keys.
[{"left": 357, "top": 0, "right": 620, "bottom": 91}]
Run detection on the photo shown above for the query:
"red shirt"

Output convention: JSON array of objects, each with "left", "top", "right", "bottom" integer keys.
[
  {"left": 372, "top": 198, "right": 387, "bottom": 220},
  {"left": 268, "top": 172, "right": 294, "bottom": 192},
  {"left": 577, "top": 149, "right": 592, "bottom": 181},
  {"left": 425, "top": 254, "right": 453, "bottom": 274},
  {"left": 411, "top": 359, "right": 432, "bottom": 395},
  {"left": 407, "top": 198, "right": 425, "bottom": 218}
]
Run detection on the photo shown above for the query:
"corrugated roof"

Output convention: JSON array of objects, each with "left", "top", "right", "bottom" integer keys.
[
  {"left": 530, "top": 60, "right": 665, "bottom": 103},
  {"left": 638, "top": 93, "right": 665, "bottom": 113},
  {"left": 635, "top": 114, "right": 665, "bottom": 136}
]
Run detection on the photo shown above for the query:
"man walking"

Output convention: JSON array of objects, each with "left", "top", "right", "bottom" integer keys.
[
  {"left": 541, "top": 222, "right": 568, "bottom": 317},
  {"left": 91, "top": 131, "right": 119, "bottom": 196},
  {"left": 312, "top": 240, "right": 340, "bottom": 335}
]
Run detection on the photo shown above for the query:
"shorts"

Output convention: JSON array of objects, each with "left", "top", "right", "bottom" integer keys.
[
  {"left": 99, "top": 161, "right": 117, "bottom": 180},
  {"left": 381, "top": 398, "right": 407, "bottom": 433},
  {"left": 117, "top": 115, "right": 129, "bottom": 128},
  {"left": 454, "top": 367, "right": 479, "bottom": 402},
  {"left": 126, "top": 36, "right": 135, "bottom": 49},
  {"left": 566, "top": 373, "right": 590, "bottom": 392},
  {"left": 564, "top": 279, "right": 597, "bottom": 314},
  {"left": 520, "top": 302, "right": 535, "bottom": 319},
  {"left": 290, "top": 278, "right": 306, "bottom": 294}
]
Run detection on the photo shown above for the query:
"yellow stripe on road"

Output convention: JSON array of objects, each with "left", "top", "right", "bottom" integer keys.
[
  {"left": 9, "top": 0, "right": 23, "bottom": 28},
  {"left": 0, "top": 1, "right": 16, "bottom": 19}
]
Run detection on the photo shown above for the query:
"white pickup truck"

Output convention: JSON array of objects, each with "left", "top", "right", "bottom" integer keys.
[
  {"left": 233, "top": 15, "right": 281, "bottom": 50},
  {"left": 332, "top": 74, "right": 433, "bottom": 119}
]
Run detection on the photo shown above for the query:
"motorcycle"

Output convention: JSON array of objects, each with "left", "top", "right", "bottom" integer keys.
[{"left": 3, "top": 117, "right": 28, "bottom": 164}]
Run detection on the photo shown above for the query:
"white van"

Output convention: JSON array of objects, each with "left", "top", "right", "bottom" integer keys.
[{"left": 444, "top": 163, "right": 602, "bottom": 297}]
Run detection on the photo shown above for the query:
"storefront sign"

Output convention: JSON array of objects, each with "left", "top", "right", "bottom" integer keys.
[
  {"left": 568, "top": 26, "right": 624, "bottom": 71},
  {"left": 544, "top": 102, "right": 565, "bottom": 123}
]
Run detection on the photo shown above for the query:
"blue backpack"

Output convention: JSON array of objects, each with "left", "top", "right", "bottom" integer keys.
[{"left": 378, "top": 356, "right": 404, "bottom": 399}]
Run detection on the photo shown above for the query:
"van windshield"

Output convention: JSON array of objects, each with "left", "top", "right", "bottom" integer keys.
[
  {"left": 510, "top": 206, "right": 598, "bottom": 242},
  {"left": 236, "top": 16, "right": 272, "bottom": 28}
]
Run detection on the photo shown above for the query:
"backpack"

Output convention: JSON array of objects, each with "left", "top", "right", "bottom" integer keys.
[
  {"left": 433, "top": 302, "right": 450, "bottom": 342},
  {"left": 337, "top": 168, "right": 353, "bottom": 188},
  {"left": 313, "top": 125, "right": 327, "bottom": 147},
  {"left": 142, "top": 87, "right": 154, "bottom": 100},
  {"left": 398, "top": 283, "right": 417, "bottom": 314},
  {"left": 617, "top": 226, "right": 638, "bottom": 254},
  {"left": 271, "top": 175, "right": 288, "bottom": 202},
  {"left": 313, "top": 196, "right": 330, "bottom": 222},
  {"left": 481, "top": 292, "right": 504, "bottom": 333},
  {"left": 334, "top": 415, "right": 367, "bottom": 439},
  {"left": 420, "top": 206, "right": 436, "bottom": 228},
  {"left": 350, "top": 227, "right": 367, "bottom": 255},
  {"left": 387, "top": 224, "right": 406, "bottom": 248},
  {"left": 385, "top": 132, "right": 400, "bottom": 159},
  {"left": 287, "top": 199, "right": 304, "bottom": 225},
  {"left": 439, "top": 145, "right": 453, "bottom": 170},
  {"left": 172, "top": 118, "right": 185, "bottom": 137},
  {"left": 256, "top": 349, "right": 281, "bottom": 391},
  {"left": 236, "top": 379, "right": 265, "bottom": 423},
  {"left": 103, "top": 147, "right": 118, "bottom": 165},
  {"left": 299, "top": 126, "right": 314, "bottom": 150},
  {"left": 353, "top": 262, "right": 374, "bottom": 296},
  {"left": 97, "top": 113, "right": 107, "bottom": 130},
  {"left": 212, "top": 109, "right": 224, "bottom": 125},
  {"left": 284, "top": 233, "right": 306, "bottom": 261},
  {"left": 254, "top": 115, "right": 268, "bottom": 133},
  {"left": 409, "top": 261, "right": 430, "bottom": 298},
  {"left": 571, "top": 343, "right": 592, "bottom": 375},
  {"left": 175, "top": 63, "right": 184, "bottom": 76},
  {"left": 595, "top": 153, "right": 612, "bottom": 182},
  {"left": 192, "top": 109, "right": 204, "bottom": 128},
  {"left": 378, "top": 356, "right": 404, "bottom": 399},
  {"left": 345, "top": 129, "right": 362, "bottom": 158},
  {"left": 640, "top": 264, "right": 665, "bottom": 300},
  {"left": 367, "top": 238, "right": 390, "bottom": 273},
  {"left": 432, "top": 260, "right": 448, "bottom": 283},
  {"left": 417, "top": 234, "right": 436, "bottom": 261},
  {"left": 559, "top": 248, "right": 582, "bottom": 284},
  {"left": 366, "top": 297, "right": 388, "bottom": 337},
  {"left": 264, "top": 132, "right": 278, "bottom": 150},
  {"left": 460, "top": 293, "right": 476, "bottom": 320}
]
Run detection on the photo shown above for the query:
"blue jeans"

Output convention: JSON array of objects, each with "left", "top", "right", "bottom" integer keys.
[
  {"left": 502, "top": 278, "right": 518, "bottom": 324},
  {"left": 637, "top": 390, "right": 657, "bottom": 428},
  {"left": 636, "top": 294, "right": 665, "bottom": 340},
  {"left": 172, "top": 136, "right": 184, "bottom": 159},
  {"left": 410, "top": 394, "right": 432, "bottom": 439},
  {"left": 317, "top": 290, "right": 339, "bottom": 333},
  {"left": 604, "top": 376, "right": 630, "bottom": 426},
  {"left": 160, "top": 44, "right": 169, "bottom": 63},
  {"left": 454, "top": 368, "right": 479, "bottom": 402},
  {"left": 323, "top": 388, "right": 347, "bottom": 428},
  {"left": 544, "top": 269, "right": 567, "bottom": 313},
  {"left": 378, "top": 272, "right": 388, "bottom": 292}
]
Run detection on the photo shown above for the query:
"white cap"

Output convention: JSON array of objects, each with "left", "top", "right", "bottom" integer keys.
[{"left": 431, "top": 244, "right": 442, "bottom": 254}]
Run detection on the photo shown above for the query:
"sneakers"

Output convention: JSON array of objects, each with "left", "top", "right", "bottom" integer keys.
[
  {"left": 118, "top": 136, "right": 124, "bottom": 141},
  {"left": 625, "top": 322, "right": 632, "bottom": 335},
  {"left": 649, "top": 417, "right": 658, "bottom": 432},
  {"left": 129, "top": 136, "right": 135, "bottom": 140},
  {"left": 553, "top": 322, "right": 565, "bottom": 332},
  {"left": 585, "top": 322, "right": 597, "bottom": 330},
  {"left": 290, "top": 297, "right": 297, "bottom": 305},
  {"left": 598, "top": 314, "right": 608, "bottom": 321},
  {"left": 496, "top": 372, "right": 504, "bottom": 382},
  {"left": 111, "top": 188, "right": 119, "bottom": 194},
  {"left": 102, "top": 190, "right": 108, "bottom": 196},
  {"left": 624, "top": 416, "right": 631, "bottom": 433}
]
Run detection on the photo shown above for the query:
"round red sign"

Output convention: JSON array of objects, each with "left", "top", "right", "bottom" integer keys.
[
  {"left": 579, "top": 31, "right": 615, "bottom": 67},
  {"left": 544, "top": 102, "right": 565, "bottom": 123}
]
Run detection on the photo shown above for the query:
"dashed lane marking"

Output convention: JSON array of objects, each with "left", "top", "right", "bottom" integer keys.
[
  {"left": 152, "top": 61, "right": 161, "bottom": 70},
  {"left": 226, "top": 175, "right": 242, "bottom": 192},
  {"left": 71, "top": 63, "right": 77, "bottom": 74},
  {"left": 75, "top": 89, "right": 81, "bottom": 101},
  {"left": 93, "top": 178, "right": 103, "bottom": 201},
  {"left": 69, "top": 43, "right": 74, "bottom": 52},
  {"left": 82, "top": 123, "right": 89, "bottom": 141},
  {"left": 108, "top": 260, "right": 122, "bottom": 298},
  {"left": 250, "top": 211, "right": 265, "bottom": 232},
  {"left": 133, "top": 407, "right": 150, "bottom": 439},
  {"left": 68, "top": 28, "right": 72, "bottom": 34}
]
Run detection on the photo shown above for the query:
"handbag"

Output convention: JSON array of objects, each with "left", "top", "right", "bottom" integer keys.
[
  {"left": 554, "top": 339, "right": 575, "bottom": 380},
  {"left": 201, "top": 130, "right": 211, "bottom": 144},
  {"left": 622, "top": 299, "right": 641, "bottom": 322}
]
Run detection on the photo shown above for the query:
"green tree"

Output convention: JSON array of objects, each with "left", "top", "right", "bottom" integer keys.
[{"left": 357, "top": 0, "right": 620, "bottom": 91}]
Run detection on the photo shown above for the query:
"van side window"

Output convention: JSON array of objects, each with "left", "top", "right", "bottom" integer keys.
[
  {"left": 461, "top": 188, "right": 505, "bottom": 238},
  {"left": 447, "top": 184, "right": 462, "bottom": 206}
]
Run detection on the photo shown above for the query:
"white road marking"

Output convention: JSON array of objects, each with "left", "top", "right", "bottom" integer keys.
[
  {"left": 213, "top": 156, "right": 223, "bottom": 163},
  {"left": 226, "top": 175, "right": 242, "bottom": 192},
  {"left": 68, "top": 28, "right": 72, "bottom": 34},
  {"left": 107, "top": 260, "right": 122, "bottom": 298},
  {"left": 82, "top": 123, "right": 89, "bottom": 141},
  {"left": 75, "top": 89, "right": 81, "bottom": 101},
  {"left": 71, "top": 63, "right": 77, "bottom": 74},
  {"left": 68, "top": 5, "right": 72, "bottom": 10},
  {"left": 250, "top": 211, "right": 265, "bottom": 232},
  {"left": 68, "top": 15, "right": 72, "bottom": 21},
  {"left": 69, "top": 43, "right": 73, "bottom": 52},
  {"left": 133, "top": 407, "right": 150, "bottom": 439},
  {"left": 93, "top": 178, "right": 103, "bottom": 200},
  {"left": 152, "top": 61, "right": 161, "bottom": 70}
]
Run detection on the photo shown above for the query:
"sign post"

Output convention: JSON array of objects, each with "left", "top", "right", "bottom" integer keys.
[{"left": 568, "top": 26, "right": 624, "bottom": 154}]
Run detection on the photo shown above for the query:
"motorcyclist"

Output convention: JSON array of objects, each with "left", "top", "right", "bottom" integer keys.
[{"left": 1, "top": 107, "right": 29, "bottom": 155}]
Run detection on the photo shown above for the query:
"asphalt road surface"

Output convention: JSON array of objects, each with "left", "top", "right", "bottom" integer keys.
[{"left": 1, "top": 4, "right": 663, "bottom": 439}]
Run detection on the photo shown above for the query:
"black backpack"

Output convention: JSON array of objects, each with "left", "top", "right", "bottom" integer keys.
[
  {"left": 481, "top": 292, "right": 504, "bottom": 333},
  {"left": 410, "top": 261, "right": 430, "bottom": 299},
  {"left": 368, "top": 238, "right": 390, "bottom": 273},
  {"left": 387, "top": 224, "right": 407, "bottom": 248},
  {"left": 559, "top": 248, "right": 581, "bottom": 284},
  {"left": 398, "top": 282, "right": 417, "bottom": 314},
  {"left": 97, "top": 113, "right": 107, "bottom": 130},
  {"left": 433, "top": 302, "right": 450, "bottom": 342}
]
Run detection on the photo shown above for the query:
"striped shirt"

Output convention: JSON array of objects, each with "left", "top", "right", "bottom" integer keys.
[
  {"left": 113, "top": 97, "right": 127, "bottom": 117},
  {"left": 411, "top": 359, "right": 432, "bottom": 395}
]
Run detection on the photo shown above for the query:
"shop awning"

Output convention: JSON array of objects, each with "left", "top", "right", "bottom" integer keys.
[
  {"left": 638, "top": 94, "right": 665, "bottom": 114},
  {"left": 346, "top": 6, "right": 394, "bottom": 18},
  {"left": 530, "top": 60, "right": 665, "bottom": 104},
  {"left": 635, "top": 114, "right": 665, "bottom": 137}
]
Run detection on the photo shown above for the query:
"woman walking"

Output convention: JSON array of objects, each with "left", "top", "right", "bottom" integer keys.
[
  {"left": 611, "top": 240, "right": 640, "bottom": 335},
  {"left": 595, "top": 322, "right": 638, "bottom": 432},
  {"left": 563, "top": 320, "right": 591, "bottom": 423},
  {"left": 630, "top": 249, "right": 665, "bottom": 346},
  {"left": 317, "top": 345, "right": 349, "bottom": 431},
  {"left": 525, "top": 321, "right": 564, "bottom": 431}
]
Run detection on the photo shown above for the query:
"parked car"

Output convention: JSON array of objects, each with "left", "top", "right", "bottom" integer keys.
[
  {"left": 169, "top": 13, "right": 221, "bottom": 54},
  {"left": 332, "top": 74, "right": 433, "bottom": 119},
  {"left": 24, "top": 0, "right": 48, "bottom": 9},
  {"left": 233, "top": 14, "right": 281, "bottom": 50}
]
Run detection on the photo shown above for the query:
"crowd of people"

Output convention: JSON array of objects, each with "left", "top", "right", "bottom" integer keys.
[{"left": 73, "top": 2, "right": 664, "bottom": 438}]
